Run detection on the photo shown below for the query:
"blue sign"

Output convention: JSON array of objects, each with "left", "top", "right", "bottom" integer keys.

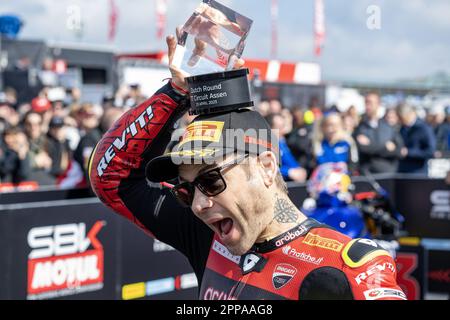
[{"left": 0, "top": 15, "right": 23, "bottom": 38}]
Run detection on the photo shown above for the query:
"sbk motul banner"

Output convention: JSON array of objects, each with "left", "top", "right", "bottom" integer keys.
[
  {"left": 26, "top": 221, "right": 105, "bottom": 299},
  {"left": 0, "top": 201, "right": 117, "bottom": 300},
  {"left": 0, "top": 199, "right": 197, "bottom": 300}
]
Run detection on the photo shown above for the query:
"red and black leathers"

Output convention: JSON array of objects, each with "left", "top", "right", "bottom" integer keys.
[{"left": 89, "top": 82, "right": 406, "bottom": 300}]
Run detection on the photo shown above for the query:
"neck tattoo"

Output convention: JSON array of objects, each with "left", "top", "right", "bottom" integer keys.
[{"left": 273, "top": 194, "right": 298, "bottom": 223}]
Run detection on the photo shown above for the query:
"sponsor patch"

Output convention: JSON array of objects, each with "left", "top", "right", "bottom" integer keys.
[
  {"left": 275, "top": 225, "right": 308, "bottom": 247},
  {"left": 302, "top": 233, "right": 344, "bottom": 252},
  {"left": 281, "top": 245, "right": 323, "bottom": 265},
  {"left": 212, "top": 240, "right": 241, "bottom": 264},
  {"left": 355, "top": 262, "right": 396, "bottom": 285},
  {"left": 122, "top": 282, "right": 146, "bottom": 300},
  {"left": 145, "top": 278, "right": 175, "bottom": 297},
  {"left": 363, "top": 288, "right": 407, "bottom": 300},
  {"left": 272, "top": 263, "right": 297, "bottom": 289},
  {"left": 180, "top": 121, "right": 224, "bottom": 145}
]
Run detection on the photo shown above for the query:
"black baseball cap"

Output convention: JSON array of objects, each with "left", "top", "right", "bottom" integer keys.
[
  {"left": 49, "top": 116, "right": 65, "bottom": 128},
  {"left": 145, "top": 109, "right": 279, "bottom": 182}
]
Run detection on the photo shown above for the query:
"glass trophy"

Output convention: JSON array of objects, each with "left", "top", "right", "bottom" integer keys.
[{"left": 173, "top": 0, "right": 254, "bottom": 115}]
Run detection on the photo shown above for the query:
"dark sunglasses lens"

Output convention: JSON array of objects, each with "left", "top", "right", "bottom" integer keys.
[
  {"left": 172, "top": 185, "right": 193, "bottom": 207},
  {"left": 197, "top": 171, "right": 226, "bottom": 196}
]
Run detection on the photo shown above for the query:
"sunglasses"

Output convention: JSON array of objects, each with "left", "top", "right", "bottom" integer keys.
[{"left": 171, "top": 153, "right": 249, "bottom": 207}]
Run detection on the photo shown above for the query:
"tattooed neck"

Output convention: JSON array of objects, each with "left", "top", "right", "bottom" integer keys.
[{"left": 273, "top": 193, "right": 299, "bottom": 224}]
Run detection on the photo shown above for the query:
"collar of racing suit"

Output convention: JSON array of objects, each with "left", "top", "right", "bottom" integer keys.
[{"left": 249, "top": 218, "right": 325, "bottom": 254}]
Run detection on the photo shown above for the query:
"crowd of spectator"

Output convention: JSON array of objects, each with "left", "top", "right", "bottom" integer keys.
[
  {"left": 0, "top": 80, "right": 139, "bottom": 188},
  {"left": 260, "top": 91, "right": 449, "bottom": 183},
  {"left": 1, "top": 73, "right": 449, "bottom": 190}
]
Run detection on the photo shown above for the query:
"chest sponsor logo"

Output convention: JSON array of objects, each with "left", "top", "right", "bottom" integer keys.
[
  {"left": 272, "top": 263, "right": 298, "bottom": 290},
  {"left": 334, "top": 145, "right": 348, "bottom": 154},
  {"left": 355, "top": 262, "right": 396, "bottom": 285},
  {"left": 275, "top": 225, "right": 308, "bottom": 247},
  {"left": 212, "top": 240, "right": 240, "bottom": 264},
  {"left": 281, "top": 245, "right": 323, "bottom": 265},
  {"left": 363, "top": 288, "right": 407, "bottom": 300},
  {"left": 302, "top": 233, "right": 344, "bottom": 252}
]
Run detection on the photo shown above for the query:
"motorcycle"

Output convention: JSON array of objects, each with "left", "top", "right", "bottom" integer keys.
[{"left": 301, "top": 163, "right": 406, "bottom": 241}]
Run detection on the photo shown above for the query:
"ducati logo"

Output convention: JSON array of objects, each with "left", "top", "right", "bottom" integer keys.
[
  {"left": 272, "top": 263, "right": 297, "bottom": 289},
  {"left": 239, "top": 252, "right": 267, "bottom": 275}
]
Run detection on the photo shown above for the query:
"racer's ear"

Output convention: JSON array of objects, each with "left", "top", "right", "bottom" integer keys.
[{"left": 256, "top": 151, "right": 278, "bottom": 188}]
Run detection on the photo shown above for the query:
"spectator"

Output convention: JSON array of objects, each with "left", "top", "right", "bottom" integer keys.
[
  {"left": 14, "top": 56, "right": 31, "bottom": 71},
  {"left": 101, "top": 93, "right": 116, "bottom": 110},
  {"left": 256, "top": 101, "right": 270, "bottom": 117},
  {"left": 73, "top": 103, "right": 103, "bottom": 181},
  {"left": 38, "top": 57, "right": 58, "bottom": 87},
  {"left": 280, "top": 108, "right": 293, "bottom": 136},
  {"left": 22, "top": 111, "right": 54, "bottom": 184},
  {"left": 354, "top": 92, "right": 404, "bottom": 174},
  {"left": 346, "top": 105, "right": 361, "bottom": 128},
  {"left": 384, "top": 107, "right": 401, "bottom": 131},
  {"left": 30, "top": 95, "right": 53, "bottom": 132},
  {"left": 128, "top": 84, "right": 147, "bottom": 106},
  {"left": 428, "top": 104, "right": 449, "bottom": 158},
  {"left": 65, "top": 87, "right": 82, "bottom": 105},
  {"left": 397, "top": 103, "right": 436, "bottom": 174},
  {"left": 0, "top": 126, "right": 31, "bottom": 183},
  {"left": 266, "top": 113, "right": 307, "bottom": 182},
  {"left": 312, "top": 112, "right": 358, "bottom": 172},
  {"left": 341, "top": 112, "right": 358, "bottom": 136},
  {"left": 45, "top": 117, "right": 72, "bottom": 180},
  {"left": 269, "top": 99, "right": 282, "bottom": 114},
  {"left": 4, "top": 87, "right": 18, "bottom": 109},
  {"left": 100, "top": 108, "right": 126, "bottom": 133},
  {"left": 0, "top": 93, "right": 20, "bottom": 127},
  {"left": 287, "top": 107, "right": 314, "bottom": 173}
]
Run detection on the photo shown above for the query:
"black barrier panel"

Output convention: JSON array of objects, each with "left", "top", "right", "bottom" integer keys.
[
  {"left": 0, "top": 187, "right": 92, "bottom": 205},
  {"left": 119, "top": 216, "right": 197, "bottom": 300},
  {"left": 0, "top": 199, "right": 197, "bottom": 300},
  {"left": 427, "top": 249, "right": 450, "bottom": 294},
  {"left": 394, "top": 179, "right": 450, "bottom": 239}
]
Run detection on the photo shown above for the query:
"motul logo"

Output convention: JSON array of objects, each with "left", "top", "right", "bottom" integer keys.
[{"left": 27, "top": 221, "right": 105, "bottom": 299}]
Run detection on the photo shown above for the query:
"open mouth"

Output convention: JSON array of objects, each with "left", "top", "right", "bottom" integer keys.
[{"left": 212, "top": 217, "right": 234, "bottom": 239}]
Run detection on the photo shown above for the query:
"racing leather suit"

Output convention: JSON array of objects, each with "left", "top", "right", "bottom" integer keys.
[{"left": 89, "top": 82, "right": 406, "bottom": 300}]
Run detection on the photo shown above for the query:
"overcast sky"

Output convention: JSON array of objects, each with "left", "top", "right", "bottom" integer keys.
[{"left": 1, "top": 0, "right": 449, "bottom": 82}]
